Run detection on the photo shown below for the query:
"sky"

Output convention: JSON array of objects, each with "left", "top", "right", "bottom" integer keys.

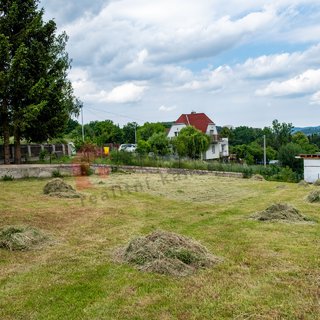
[{"left": 40, "top": 0, "right": 320, "bottom": 128}]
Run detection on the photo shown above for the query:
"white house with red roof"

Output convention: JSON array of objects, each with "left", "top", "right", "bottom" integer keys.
[{"left": 167, "top": 111, "right": 229, "bottom": 160}]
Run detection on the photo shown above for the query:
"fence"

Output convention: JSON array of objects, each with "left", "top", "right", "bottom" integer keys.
[{"left": 0, "top": 144, "right": 73, "bottom": 163}]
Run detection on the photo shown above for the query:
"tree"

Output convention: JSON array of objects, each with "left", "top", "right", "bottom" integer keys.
[
  {"left": 278, "top": 143, "right": 303, "bottom": 173},
  {"left": 148, "top": 132, "right": 170, "bottom": 156},
  {"left": 0, "top": 0, "right": 79, "bottom": 163},
  {"left": 292, "top": 131, "right": 318, "bottom": 154},
  {"left": 137, "top": 122, "right": 166, "bottom": 141},
  {"left": 123, "top": 122, "right": 138, "bottom": 144},
  {"left": 172, "top": 126, "right": 210, "bottom": 159},
  {"left": 270, "top": 120, "right": 293, "bottom": 150}
]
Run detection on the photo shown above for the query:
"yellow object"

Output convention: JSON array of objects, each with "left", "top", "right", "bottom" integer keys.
[{"left": 104, "top": 147, "right": 110, "bottom": 155}]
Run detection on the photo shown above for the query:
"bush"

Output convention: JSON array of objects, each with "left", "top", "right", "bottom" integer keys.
[
  {"left": 51, "top": 170, "right": 63, "bottom": 178},
  {"left": 39, "top": 150, "right": 48, "bottom": 161},
  {"left": 1, "top": 175, "right": 14, "bottom": 181},
  {"left": 80, "top": 163, "right": 93, "bottom": 176},
  {"left": 269, "top": 167, "right": 300, "bottom": 183}
]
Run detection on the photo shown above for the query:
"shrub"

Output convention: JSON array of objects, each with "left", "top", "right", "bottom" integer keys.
[
  {"left": 51, "top": 170, "right": 63, "bottom": 178},
  {"left": 1, "top": 175, "right": 14, "bottom": 181}
]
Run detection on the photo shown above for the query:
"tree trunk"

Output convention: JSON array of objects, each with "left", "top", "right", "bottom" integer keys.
[
  {"left": 1, "top": 99, "right": 10, "bottom": 164},
  {"left": 14, "top": 127, "right": 21, "bottom": 164}
]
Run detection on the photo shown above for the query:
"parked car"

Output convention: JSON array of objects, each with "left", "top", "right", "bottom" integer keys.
[{"left": 118, "top": 144, "right": 137, "bottom": 152}]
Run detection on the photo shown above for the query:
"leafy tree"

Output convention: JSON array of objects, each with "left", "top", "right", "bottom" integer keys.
[
  {"left": 219, "top": 126, "right": 234, "bottom": 140},
  {"left": 148, "top": 132, "right": 170, "bottom": 156},
  {"left": 172, "top": 126, "right": 210, "bottom": 159},
  {"left": 123, "top": 122, "right": 138, "bottom": 144},
  {"left": 137, "top": 122, "right": 166, "bottom": 141},
  {"left": 270, "top": 119, "right": 293, "bottom": 150},
  {"left": 80, "top": 120, "right": 123, "bottom": 146},
  {"left": 136, "top": 140, "right": 150, "bottom": 155},
  {"left": 0, "top": 0, "right": 79, "bottom": 163},
  {"left": 63, "top": 118, "right": 80, "bottom": 136},
  {"left": 278, "top": 143, "right": 303, "bottom": 173},
  {"left": 292, "top": 131, "right": 318, "bottom": 153},
  {"left": 230, "top": 126, "right": 263, "bottom": 146}
]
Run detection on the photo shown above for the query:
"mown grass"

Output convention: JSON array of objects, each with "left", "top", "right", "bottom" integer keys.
[{"left": 0, "top": 174, "right": 319, "bottom": 319}]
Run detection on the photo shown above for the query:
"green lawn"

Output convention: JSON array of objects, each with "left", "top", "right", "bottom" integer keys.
[{"left": 0, "top": 173, "right": 319, "bottom": 319}]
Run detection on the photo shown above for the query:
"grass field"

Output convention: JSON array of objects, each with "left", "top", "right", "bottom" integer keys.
[{"left": 0, "top": 173, "right": 319, "bottom": 319}]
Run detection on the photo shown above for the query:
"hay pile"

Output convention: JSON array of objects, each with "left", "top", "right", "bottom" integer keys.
[
  {"left": 251, "top": 174, "right": 265, "bottom": 181},
  {"left": 298, "top": 180, "right": 309, "bottom": 187},
  {"left": 251, "top": 203, "right": 309, "bottom": 222},
  {"left": 43, "top": 178, "right": 81, "bottom": 198},
  {"left": 116, "top": 230, "right": 220, "bottom": 277},
  {"left": 313, "top": 179, "right": 320, "bottom": 186},
  {"left": 307, "top": 190, "right": 320, "bottom": 203},
  {"left": 0, "top": 226, "right": 48, "bottom": 251}
]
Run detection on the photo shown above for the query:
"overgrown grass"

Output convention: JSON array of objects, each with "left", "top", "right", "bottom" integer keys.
[
  {"left": 94, "top": 151, "right": 302, "bottom": 182},
  {"left": 0, "top": 174, "right": 319, "bottom": 319}
]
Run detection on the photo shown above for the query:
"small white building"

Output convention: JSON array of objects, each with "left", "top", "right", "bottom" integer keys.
[
  {"left": 167, "top": 112, "right": 229, "bottom": 160},
  {"left": 299, "top": 154, "right": 320, "bottom": 183}
]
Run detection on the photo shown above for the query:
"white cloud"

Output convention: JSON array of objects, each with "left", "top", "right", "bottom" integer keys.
[
  {"left": 310, "top": 91, "right": 320, "bottom": 105},
  {"left": 237, "top": 43, "right": 320, "bottom": 79},
  {"left": 159, "top": 105, "right": 177, "bottom": 112},
  {"left": 256, "top": 69, "right": 320, "bottom": 97},
  {"left": 179, "top": 65, "right": 234, "bottom": 91},
  {"left": 103, "top": 83, "right": 147, "bottom": 103}
]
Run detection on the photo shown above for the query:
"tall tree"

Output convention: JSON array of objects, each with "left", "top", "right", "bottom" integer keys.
[{"left": 0, "top": 0, "right": 79, "bottom": 163}]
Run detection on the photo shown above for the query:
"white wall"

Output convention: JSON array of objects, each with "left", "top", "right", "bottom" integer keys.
[
  {"left": 304, "top": 159, "right": 320, "bottom": 182},
  {"left": 167, "top": 123, "right": 186, "bottom": 138}
]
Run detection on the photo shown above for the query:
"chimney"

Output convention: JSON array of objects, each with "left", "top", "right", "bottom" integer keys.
[{"left": 191, "top": 111, "right": 196, "bottom": 114}]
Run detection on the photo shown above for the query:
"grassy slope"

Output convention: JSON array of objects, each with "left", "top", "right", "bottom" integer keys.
[{"left": 0, "top": 174, "right": 319, "bottom": 320}]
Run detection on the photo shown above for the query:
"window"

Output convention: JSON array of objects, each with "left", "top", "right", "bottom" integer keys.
[
  {"left": 174, "top": 132, "right": 178, "bottom": 136},
  {"left": 212, "top": 145, "right": 215, "bottom": 153}
]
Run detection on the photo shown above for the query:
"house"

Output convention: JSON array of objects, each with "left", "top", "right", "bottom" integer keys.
[
  {"left": 167, "top": 112, "right": 229, "bottom": 160},
  {"left": 297, "top": 154, "right": 320, "bottom": 183}
]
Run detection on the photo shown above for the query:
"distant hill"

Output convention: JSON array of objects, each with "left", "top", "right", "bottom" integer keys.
[{"left": 292, "top": 126, "right": 320, "bottom": 136}]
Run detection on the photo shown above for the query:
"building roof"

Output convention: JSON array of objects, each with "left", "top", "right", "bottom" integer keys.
[
  {"left": 175, "top": 112, "right": 215, "bottom": 133},
  {"left": 298, "top": 154, "right": 320, "bottom": 159}
]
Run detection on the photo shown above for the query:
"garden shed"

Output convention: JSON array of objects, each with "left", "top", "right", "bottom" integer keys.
[{"left": 299, "top": 154, "right": 320, "bottom": 183}]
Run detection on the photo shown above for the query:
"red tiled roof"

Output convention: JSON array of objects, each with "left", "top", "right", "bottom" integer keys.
[{"left": 175, "top": 113, "right": 215, "bottom": 133}]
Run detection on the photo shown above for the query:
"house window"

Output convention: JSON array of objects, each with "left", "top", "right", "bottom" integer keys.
[
  {"left": 174, "top": 132, "right": 178, "bottom": 136},
  {"left": 210, "top": 130, "right": 214, "bottom": 135},
  {"left": 212, "top": 145, "right": 215, "bottom": 153}
]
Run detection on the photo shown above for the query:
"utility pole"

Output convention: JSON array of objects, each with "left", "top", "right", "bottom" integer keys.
[
  {"left": 134, "top": 123, "right": 137, "bottom": 144},
  {"left": 81, "top": 105, "right": 85, "bottom": 142},
  {"left": 263, "top": 135, "right": 267, "bottom": 167}
]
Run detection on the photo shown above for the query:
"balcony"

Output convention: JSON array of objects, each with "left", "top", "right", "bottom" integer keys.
[{"left": 209, "top": 134, "right": 221, "bottom": 143}]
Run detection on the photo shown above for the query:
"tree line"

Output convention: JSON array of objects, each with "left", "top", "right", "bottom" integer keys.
[{"left": 64, "top": 118, "right": 320, "bottom": 174}]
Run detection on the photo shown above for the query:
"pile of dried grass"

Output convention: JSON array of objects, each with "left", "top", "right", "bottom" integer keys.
[
  {"left": 251, "top": 174, "right": 265, "bottom": 181},
  {"left": 251, "top": 203, "right": 309, "bottom": 222},
  {"left": 0, "top": 226, "right": 49, "bottom": 251},
  {"left": 115, "top": 230, "right": 221, "bottom": 277},
  {"left": 298, "top": 180, "right": 309, "bottom": 187},
  {"left": 43, "top": 178, "right": 81, "bottom": 198},
  {"left": 307, "top": 190, "right": 320, "bottom": 203},
  {"left": 313, "top": 179, "right": 320, "bottom": 186}
]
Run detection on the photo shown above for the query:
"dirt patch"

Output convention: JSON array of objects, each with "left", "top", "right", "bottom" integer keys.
[
  {"left": 307, "top": 190, "right": 320, "bottom": 203},
  {"left": 0, "top": 226, "right": 49, "bottom": 251},
  {"left": 43, "top": 178, "right": 81, "bottom": 198},
  {"left": 115, "top": 230, "right": 221, "bottom": 277},
  {"left": 251, "top": 203, "right": 310, "bottom": 222}
]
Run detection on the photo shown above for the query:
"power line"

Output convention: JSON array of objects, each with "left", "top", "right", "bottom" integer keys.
[{"left": 85, "top": 105, "right": 144, "bottom": 122}]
